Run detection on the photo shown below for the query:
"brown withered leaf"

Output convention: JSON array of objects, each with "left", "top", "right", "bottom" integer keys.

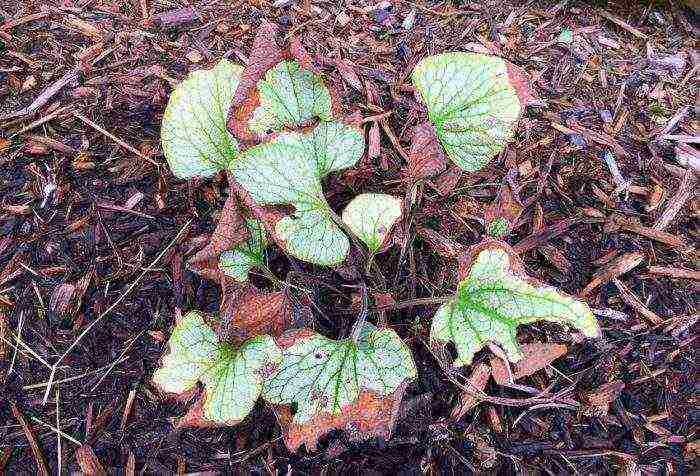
[
  {"left": 187, "top": 192, "right": 249, "bottom": 281},
  {"left": 219, "top": 286, "right": 308, "bottom": 343},
  {"left": 504, "top": 62, "right": 539, "bottom": 107},
  {"left": 451, "top": 363, "right": 491, "bottom": 420},
  {"left": 483, "top": 184, "right": 523, "bottom": 237},
  {"left": 273, "top": 383, "right": 408, "bottom": 452},
  {"left": 491, "top": 342, "right": 568, "bottom": 385},
  {"left": 406, "top": 121, "right": 447, "bottom": 180}
]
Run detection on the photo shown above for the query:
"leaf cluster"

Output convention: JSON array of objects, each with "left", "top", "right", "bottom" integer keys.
[{"left": 155, "top": 23, "right": 602, "bottom": 452}]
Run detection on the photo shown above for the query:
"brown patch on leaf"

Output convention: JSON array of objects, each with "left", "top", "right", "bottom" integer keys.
[
  {"left": 176, "top": 389, "right": 244, "bottom": 429},
  {"left": 406, "top": 121, "right": 447, "bottom": 180},
  {"left": 273, "top": 384, "right": 409, "bottom": 452},
  {"left": 187, "top": 192, "right": 249, "bottom": 281}
]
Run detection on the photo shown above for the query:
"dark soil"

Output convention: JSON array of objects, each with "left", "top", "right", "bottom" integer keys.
[{"left": 1, "top": 0, "right": 698, "bottom": 474}]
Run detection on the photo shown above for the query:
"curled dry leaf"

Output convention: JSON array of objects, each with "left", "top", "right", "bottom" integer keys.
[
  {"left": 406, "top": 121, "right": 448, "bottom": 180},
  {"left": 451, "top": 363, "right": 491, "bottom": 420},
  {"left": 411, "top": 52, "right": 532, "bottom": 173},
  {"left": 490, "top": 341, "right": 567, "bottom": 385},
  {"left": 188, "top": 192, "right": 249, "bottom": 281},
  {"left": 432, "top": 239, "right": 600, "bottom": 367},
  {"left": 219, "top": 287, "right": 306, "bottom": 343}
]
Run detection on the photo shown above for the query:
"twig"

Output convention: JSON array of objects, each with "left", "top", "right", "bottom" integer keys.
[
  {"left": 40, "top": 221, "right": 190, "bottom": 404},
  {"left": 72, "top": 111, "right": 160, "bottom": 166},
  {"left": 11, "top": 403, "right": 50, "bottom": 476},
  {"left": 0, "top": 70, "right": 79, "bottom": 121}
]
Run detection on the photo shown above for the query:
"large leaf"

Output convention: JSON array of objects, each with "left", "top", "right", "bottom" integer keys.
[
  {"left": 248, "top": 60, "right": 333, "bottom": 134},
  {"left": 431, "top": 241, "right": 600, "bottom": 367},
  {"left": 342, "top": 193, "right": 403, "bottom": 253},
  {"left": 153, "top": 311, "right": 282, "bottom": 425},
  {"left": 161, "top": 59, "right": 243, "bottom": 179},
  {"left": 219, "top": 219, "right": 268, "bottom": 282},
  {"left": 412, "top": 52, "right": 523, "bottom": 172},
  {"left": 263, "top": 324, "right": 416, "bottom": 424},
  {"left": 230, "top": 121, "right": 364, "bottom": 265}
]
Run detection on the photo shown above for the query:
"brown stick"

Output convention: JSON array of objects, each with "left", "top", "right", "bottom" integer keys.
[{"left": 11, "top": 403, "right": 50, "bottom": 476}]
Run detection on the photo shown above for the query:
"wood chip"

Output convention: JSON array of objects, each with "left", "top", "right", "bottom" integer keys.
[
  {"left": 612, "top": 278, "right": 664, "bottom": 325},
  {"left": 647, "top": 266, "right": 700, "bottom": 281},
  {"left": 75, "top": 445, "right": 107, "bottom": 475},
  {"left": 581, "top": 251, "right": 645, "bottom": 297},
  {"left": 613, "top": 215, "right": 690, "bottom": 249}
]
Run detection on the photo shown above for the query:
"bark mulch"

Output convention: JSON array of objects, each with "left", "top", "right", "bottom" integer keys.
[{"left": 0, "top": 0, "right": 698, "bottom": 474}]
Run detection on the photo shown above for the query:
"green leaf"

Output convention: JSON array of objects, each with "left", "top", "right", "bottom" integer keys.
[
  {"left": 486, "top": 216, "right": 509, "bottom": 238},
  {"left": 249, "top": 60, "right": 333, "bottom": 133},
  {"left": 431, "top": 243, "right": 600, "bottom": 367},
  {"left": 342, "top": 193, "right": 403, "bottom": 253},
  {"left": 219, "top": 219, "right": 268, "bottom": 282},
  {"left": 230, "top": 121, "right": 364, "bottom": 265},
  {"left": 263, "top": 325, "right": 416, "bottom": 424},
  {"left": 412, "top": 52, "right": 522, "bottom": 172},
  {"left": 161, "top": 59, "right": 243, "bottom": 179},
  {"left": 153, "top": 311, "right": 282, "bottom": 424}
]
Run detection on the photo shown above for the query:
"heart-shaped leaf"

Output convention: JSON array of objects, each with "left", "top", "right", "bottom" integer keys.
[
  {"left": 412, "top": 52, "right": 524, "bottom": 172},
  {"left": 342, "top": 193, "right": 403, "bottom": 253},
  {"left": 248, "top": 59, "right": 333, "bottom": 134},
  {"left": 262, "top": 324, "right": 416, "bottom": 424},
  {"left": 431, "top": 241, "right": 600, "bottom": 367},
  {"left": 161, "top": 59, "right": 243, "bottom": 179},
  {"left": 153, "top": 311, "right": 282, "bottom": 425},
  {"left": 230, "top": 121, "right": 364, "bottom": 265},
  {"left": 219, "top": 219, "right": 268, "bottom": 282}
]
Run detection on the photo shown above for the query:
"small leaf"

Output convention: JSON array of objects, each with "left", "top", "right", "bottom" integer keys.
[
  {"left": 412, "top": 52, "right": 524, "bottom": 172},
  {"left": 219, "top": 219, "right": 268, "bottom": 282},
  {"left": 431, "top": 241, "right": 600, "bottom": 367},
  {"left": 342, "top": 193, "right": 402, "bottom": 253},
  {"left": 189, "top": 192, "right": 249, "bottom": 281},
  {"left": 153, "top": 311, "right": 282, "bottom": 425},
  {"left": 483, "top": 184, "right": 522, "bottom": 238},
  {"left": 230, "top": 122, "right": 364, "bottom": 265},
  {"left": 263, "top": 324, "right": 416, "bottom": 424},
  {"left": 161, "top": 60, "right": 243, "bottom": 179},
  {"left": 248, "top": 60, "right": 333, "bottom": 134}
]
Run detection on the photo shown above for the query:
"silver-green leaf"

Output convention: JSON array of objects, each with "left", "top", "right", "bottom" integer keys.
[
  {"left": 161, "top": 59, "right": 242, "bottom": 179},
  {"left": 153, "top": 311, "right": 282, "bottom": 425},
  {"left": 412, "top": 52, "right": 523, "bottom": 172},
  {"left": 431, "top": 243, "right": 600, "bottom": 367},
  {"left": 262, "top": 325, "right": 416, "bottom": 424}
]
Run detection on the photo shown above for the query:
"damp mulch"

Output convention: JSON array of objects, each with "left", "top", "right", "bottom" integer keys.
[{"left": 0, "top": 0, "right": 698, "bottom": 474}]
